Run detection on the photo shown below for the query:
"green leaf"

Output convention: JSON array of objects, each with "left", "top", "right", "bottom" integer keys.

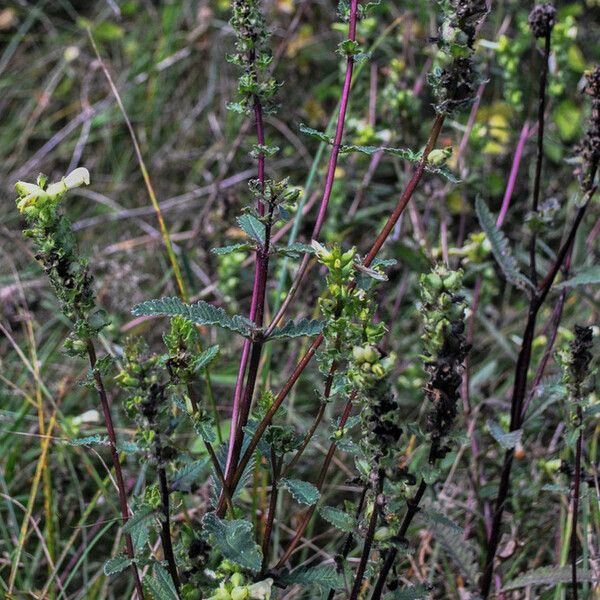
[
  {"left": 171, "top": 458, "right": 210, "bottom": 492},
  {"left": 279, "top": 565, "right": 344, "bottom": 591},
  {"left": 487, "top": 420, "right": 522, "bottom": 450},
  {"left": 476, "top": 197, "right": 535, "bottom": 293},
  {"left": 268, "top": 318, "right": 324, "bottom": 340},
  {"left": 122, "top": 506, "right": 158, "bottom": 535},
  {"left": 132, "top": 297, "right": 256, "bottom": 338},
  {"left": 386, "top": 586, "right": 431, "bottom": 599},
  {"left": 319, "top": 506, "right": 356, "bottom": 532},
  {"left": 211, "top": 243, "right": 253, "bottom": 255},
  {"left": 237, "top": 214, "right": 266, "bottom": 245},
  {"left": 554, "top": 265, "right": 600, "bottom": 289},
  {"left": 502, "top": 566, "right": 594, "bottom": 591},
  {"left": 192, "top": 345, "right": 220, "bottom": 372},
  {"left": 145, "top": 563, "right": 179, "bottom": 600},
  {"left": 299, "top": 123, "right": 332, "bottom": 144},
  {"left": 553, "top": 100, "right": 582, "bottom": 142},
  {"left": 276, "top": 242, "right": 316, "bottom": 257},
  {"left": 103, "top": 554, "right": 132, "bottom": 576},
  {"left": 280, "top": 478, "right": 320, "bottom": 506},
  {"left": 201, "top": 513, "right": 262, "bottom": 573},
  {"left": 69, "top": 434, "right": 109, "bottom": 446},
  {"left": 417, "top": 510, "right": 479, "bottom": 584}
]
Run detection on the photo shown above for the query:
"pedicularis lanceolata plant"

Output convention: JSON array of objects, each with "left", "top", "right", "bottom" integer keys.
[{"left": 10, "top": 0, "right": 600, "bottom": 599}]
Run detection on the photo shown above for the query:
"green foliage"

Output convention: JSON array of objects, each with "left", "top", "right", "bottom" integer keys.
[
  {"left": 476, "top": 197, "right": 535, "bottom": 293},
  {"left": 201, "top": 514, "right": 263, "bottom": 573},
  {"left": 502, "top": 566, "right": 594, "bottom": 591},
  {"left": 145, "top": 563, "right": 179, "bottom": 600},
  {"left": 319, "top": 505, "right": 357, "bottom": 532},
  {"left": 132, "top": 297, "right": 256, "bottom": 338},
  {"left": 103, "top": 555, "right": 132, "bottom": 576},
  {"left": 278, "top": 565, "right": 344, "bottom": 591},
  {"left": 280, "top": 478, "right": 320, "bottom": 506},
  {"left": 237, "top": 214, "right": 266, "bottom": 245},
  {"left": 487, "top": 420, "right": 523, "bottom": 450},
  {"left": 268, "top": 317, "right": 324, "bottom": 340}
]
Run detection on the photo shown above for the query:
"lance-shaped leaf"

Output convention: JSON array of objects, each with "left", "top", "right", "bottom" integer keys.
[
  {"left": 191, "top": 345, "right": 220, "bottom": 372},
  {"left": 279, "top": 565, "right": 344, "bottom": 591},
  {"left": 145, "top": 563, "right": 179, "bottom": 600},
  {"left": 103, "top": 555, "right": 132, "bottom": 576},
  {"left": 299, "top": 123, "right": 332, "bottom": 144},
  {"left": 268, "top": 318, "right": 324, "bottom": 341},
  {"left": 211, "top": 242, "right": 253, "bottom": 255},
  {"left": 554, "top": 265, "right": 600, "bottom": 289},
  {"left": 132, "top": 297, "right": 256, "bottom": 338},
  {"left": 502, "top": 566, "right": 594, "bottom": 591},
  {"left": 487, "top": 420, "right": 523, "bottom": 450},
  {"left": 201, "top": 513, "right": 262, "bottom": 573},
  {"left": 319, "top": 506, "right": 356, "bottom": 532},
  {"left": 280, "top": 478, "right": 320, "bottom": 506},
  {"left": 476, "top": 197, "right": 535, "bottom": 294},
  {"left": 237, "top": 214, "right": 266, "bottom": 245}
]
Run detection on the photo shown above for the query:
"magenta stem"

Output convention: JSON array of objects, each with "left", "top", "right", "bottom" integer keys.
[{"left": 497, "top": 120, "right": 529, "bottom": 228}]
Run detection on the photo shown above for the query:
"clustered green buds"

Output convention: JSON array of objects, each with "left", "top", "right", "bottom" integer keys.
[
  {"left": 206, "top": 569, "right": 273, "bottom": 600},
  {"left": 420, "top": 265, "right": 465, "bottom": 356},
  {"left": 419, "top": 264, "right": 468, "bottom": 460},
  {"left": 15, "top": 169, "right": 100, "bottom": 342},
  {"left": 558, "top": 325, "right": 595, "bottom": 402},
  {"left": 448, "top": 231, "right": 490, "bottom": 264},
  {"left": 350, "top": 344, "right": 397, "bottom": 384},
  {"left": 228, "top": 0, "right": 279, "bottom": 115},
  {"left": 163, "top": 315, "right": 201, "bottom": 383}
]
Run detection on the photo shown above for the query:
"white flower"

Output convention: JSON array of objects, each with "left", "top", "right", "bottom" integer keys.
[
  {"left": 46, "top": 167, "right": 90, "bottom": 198},
  {"left": 247, "top": 578, "right": 273, "bottom": 599}
]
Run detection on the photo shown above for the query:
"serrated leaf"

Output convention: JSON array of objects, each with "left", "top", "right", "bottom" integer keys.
[
  {"left": 386, "top": 585, "right": 431, "bottom": 599},
  {"left": 171, "top": 458, "right": 210, "bottom": 492},
  {"left": 280, "top": 478, "right": 320, "bottom": 506},
  {"left": 211, "top": 243, "right": 253, "bottom": 255},
  {"left": 193, "top": 417, "right": 217, "bottom": 443},
  {"left": 122, "top": 506, "right": 158, "bottom": 535},
  {"left": 487, "top": 420, "right": 522, "bottom": 450},
  {"left": 201, "top": 513, "right": 262, "bottom": 573},
  {"left": 502, "top": 566, "right": 595, "bottom": 591},
  {"left": 319, "top": 506, "right": 356, "bottom": 532},
  {"left": 103, "top": 554, "right": 132, "bottom": 576},
  {"left": 69, "top": 434, "right": 109, "bottom": 446},
  {"left": 277, "top": 242, "right": 316, "bottom": 258},
  {"left": 192, "top": 345, "right": 220, "bottom": 372},
  {"left": 417, "top": 510, "right": 479, "bottom": 584},
  {"left": 279, "top": 565, "right": 344, "bottom": 591},
  {"left": 132, "top": 297, "right": 256, "bottom": 338},
  {"left": 554, "top": 265, "right": 600, "bottom": 289},
  {"left": 299, "top": 123, "right": 332, "bottom": 144},
  {"left": 268, "top": 318, "right": 324, "bottom": 341},
  {"left": 476, "top": 197, "right": 535, "bottom": 293},
  {"left": 145, "top": 563, "right": 179, "bottom": 600},
  {"left": 237, "top": 214, "right": 266, "bottom": 245}
]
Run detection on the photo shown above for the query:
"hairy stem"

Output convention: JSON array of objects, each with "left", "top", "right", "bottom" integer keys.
[
  {"left": 570, "top": 405, "right": 583, "bottom": 600},
  {"left": 85, "top": 340, "right": 144, "bottom": 599},
  {"left": 154, "top": 433, "right": 180, "bottom": 592},
  {"left": 349, "top": 469, "right": 384, "bottom": 600}
]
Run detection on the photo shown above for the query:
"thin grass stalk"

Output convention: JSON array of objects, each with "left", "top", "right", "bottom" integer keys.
[{"left": 571, "top": 403, "right": 583, "bottom": 600}]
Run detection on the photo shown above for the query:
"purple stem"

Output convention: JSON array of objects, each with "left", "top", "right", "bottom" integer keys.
[
  {"left": 497, "top": 121, "right": 530, "bottom": 228},
  {"left": 264, "top": 0, "right": 359, "bottom": 337}
]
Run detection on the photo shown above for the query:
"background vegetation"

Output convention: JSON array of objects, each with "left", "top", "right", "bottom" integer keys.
[{"left": 1, "top": 0, "right": 599, "bottom": 598}]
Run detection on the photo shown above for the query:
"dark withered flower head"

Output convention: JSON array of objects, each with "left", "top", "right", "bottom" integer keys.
[
  {"left": 584, "top": 67, "right": 600, "bottom": 99},
  {"left": 528, "top": 3, "right": 557, "bottom": 38},
  {"left": 436, "top": 56, "right": 476, "bottom": 113},
  {"left": 452, "top": 0, "right": 488, "bottom": 44},
  {"left": 568, "top": 325, "right": 594, "bottom": 393}
]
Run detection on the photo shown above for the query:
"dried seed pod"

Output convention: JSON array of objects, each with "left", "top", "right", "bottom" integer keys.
[{"left": 528, "top": 3, "right": 557, "bottom": 38}]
